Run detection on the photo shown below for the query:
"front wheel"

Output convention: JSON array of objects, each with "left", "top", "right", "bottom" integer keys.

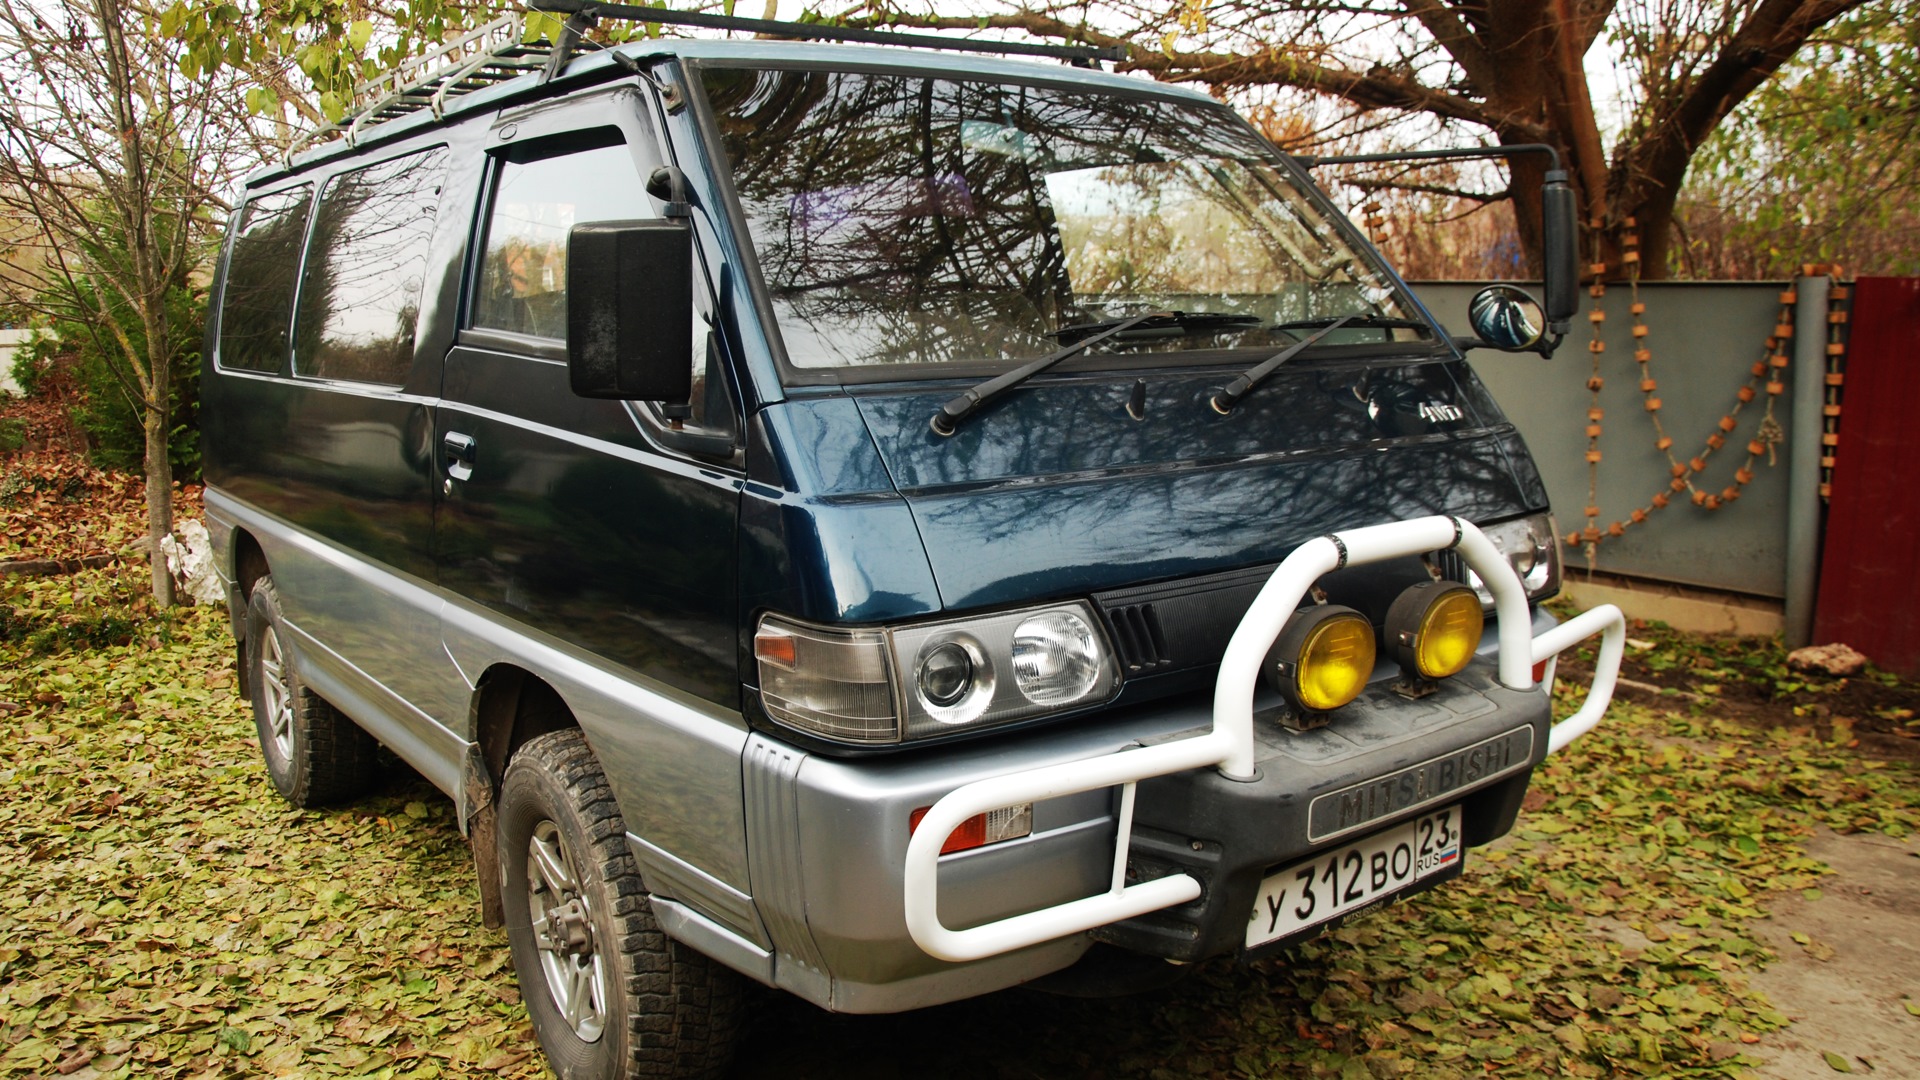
[{"left": 498, "top": 728, "right": 742, "bottom": 1080}]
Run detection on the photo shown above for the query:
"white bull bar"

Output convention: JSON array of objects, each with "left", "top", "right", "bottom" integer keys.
[{"left": 903, "top": 515, "right": 1627, "bottom": 963}]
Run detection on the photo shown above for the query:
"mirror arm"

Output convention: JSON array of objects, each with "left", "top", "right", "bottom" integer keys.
[
  {"left": 647, "top": 166, "right": 693, "bottom": 219},
  {"left": 1449, "top": 330, "right": 1565, "bottom": 358}
]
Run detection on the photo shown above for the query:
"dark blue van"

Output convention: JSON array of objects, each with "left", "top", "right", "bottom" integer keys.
[{"left": 201, "top": 8, "right": 1625, "bottom": 1077}]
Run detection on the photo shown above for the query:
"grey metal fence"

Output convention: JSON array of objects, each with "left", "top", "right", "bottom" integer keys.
[{"left": 1412, "top": 281, "right": 1809, "bottom": 601}]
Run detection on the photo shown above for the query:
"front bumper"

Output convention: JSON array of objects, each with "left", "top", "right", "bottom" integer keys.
[
  {"left": 745, "top": 654, "right": 1547, "bottom": 1013},
  {"left": 1100, "top": 664, "right": 1546, "bottom": 962},
  {"left": 902, "top": 515, "right": 1625, "bottom": 964}
]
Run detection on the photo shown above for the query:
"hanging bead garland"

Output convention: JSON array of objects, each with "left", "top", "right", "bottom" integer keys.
[
  {"left": 1817, "top": 275, "right": 1851, "bottom": 500},
  {"left": 1566, "top": 225, "right": 1845, "bottom": 562}
]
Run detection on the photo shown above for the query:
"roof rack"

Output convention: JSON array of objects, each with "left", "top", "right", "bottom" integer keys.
[
  {"left": 529, "top": 0, "right": 1128, "bottom": 66},
  {"left": 285, "top": 2, "right": 1126, "bottom": 162},
  {"left": 285, "top": 13, "right": 553, "bottom": 160}
]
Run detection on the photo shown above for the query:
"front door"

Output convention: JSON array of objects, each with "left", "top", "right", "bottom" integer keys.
[{"left": 432, "top": 85, "right": 750, "bottom": 886}]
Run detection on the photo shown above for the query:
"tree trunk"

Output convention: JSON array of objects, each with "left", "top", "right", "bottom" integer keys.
[{"left": 143, "top": 343, "right": 175, "bottom": 609}]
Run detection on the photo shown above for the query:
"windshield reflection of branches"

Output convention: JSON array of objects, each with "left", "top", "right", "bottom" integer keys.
[{"left": 705, "top": 67, "right": 1410, "bottom": 370}]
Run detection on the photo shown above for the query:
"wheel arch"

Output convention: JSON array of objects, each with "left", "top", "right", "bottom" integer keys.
[
  {"left": 230, "top": 528, "right": 270, "bottom": 697},
  {"left": 466, "top": 663, "right": 581, "bottom": 928}
]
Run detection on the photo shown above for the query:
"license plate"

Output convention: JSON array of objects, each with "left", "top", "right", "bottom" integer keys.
[{"left": 1245, "top": 806, "right": 1462, "bottom": 950}]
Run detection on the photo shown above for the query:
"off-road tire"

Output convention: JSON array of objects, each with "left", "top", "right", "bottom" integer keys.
[
  {"left": 246, "top": 577, "right": 378, "bottom": 807},
  {"left": 498, "top": 728, "right": 743, "bottom": 1080}
]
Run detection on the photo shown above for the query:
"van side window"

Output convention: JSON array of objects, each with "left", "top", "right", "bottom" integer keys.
[
  {"left": 218, "top": 185, "right": 312, "bottom": 373},
  {"left": 294, "top": 148, "right": 449, "bottom": 385},
  {"left": 472, "top": 136, "right": 648, "bottom": 339}
]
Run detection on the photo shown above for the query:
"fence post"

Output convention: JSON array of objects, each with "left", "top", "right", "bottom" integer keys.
[{"left": 1784, "top": 274, "right": 1830, "bottom": 649}]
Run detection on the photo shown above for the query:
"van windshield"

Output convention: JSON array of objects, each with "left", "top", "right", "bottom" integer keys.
[{"left": 701, "top": 66, "right": 1432, "bottom": 374}]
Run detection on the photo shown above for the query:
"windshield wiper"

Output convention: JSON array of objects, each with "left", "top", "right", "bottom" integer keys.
[
  {"left": 932, "top": 309, "right": 1171, "bottom": 436},
  {"left": 1271, "top": 314, "right": 1429, "bottom": 332},
  {"left": 1048, "top": 310, "right": 1266, "bottom": 347},
  {"left": 1209, "top": 315, "right": 1355, "bottom": 414}
]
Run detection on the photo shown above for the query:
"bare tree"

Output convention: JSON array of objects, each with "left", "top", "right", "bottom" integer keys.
[
  {"left": 0, "top": 0, "right": 253, "bottom": 604},
  {"left": 848, "top": 0, "right": 1877, "bottom": 278}
]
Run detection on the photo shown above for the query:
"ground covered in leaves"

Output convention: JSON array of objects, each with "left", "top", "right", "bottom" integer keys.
[
  {"left": 1557, "top": 616, "right": 1920, "bottom": 760},
  {"left": 2, "top": 568, "right": 545, "bottom": 1080},
  {"left": 2, "top": 379, "right": 205, "bottom": 568},
  {"left": 3, "top": 563, "right": 1917, "bottom": 1079}
]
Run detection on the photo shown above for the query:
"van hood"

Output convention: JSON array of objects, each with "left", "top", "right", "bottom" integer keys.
[{"left": 849, "top": 357, "right": 1548, "bottom": 610}]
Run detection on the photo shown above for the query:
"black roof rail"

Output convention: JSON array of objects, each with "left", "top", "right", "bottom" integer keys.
[{"left": 528, "top": 0, "right": 1128, "bottom": 67}]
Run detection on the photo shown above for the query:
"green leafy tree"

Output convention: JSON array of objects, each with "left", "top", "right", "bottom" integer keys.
[
  {"left": 0, "top": 0, "right": 251, "bottom": 604},
  {"left": 1677, "top": 1, "right": 1919, "bottom": 277}
]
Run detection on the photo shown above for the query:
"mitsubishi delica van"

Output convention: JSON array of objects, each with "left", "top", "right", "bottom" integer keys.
[{"left": 200, "top": 5, "right": 1626, "bottom": 1076}]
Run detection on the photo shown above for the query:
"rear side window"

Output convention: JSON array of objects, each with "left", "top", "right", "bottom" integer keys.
[
  {"left": 295, "top": 148, "right": 449, "bottom": 385},
  {"left": 218, "top": 185, "right": 311, "bottom": 373},
  {"left": 472, "top": 135, "right": 648, "bottom": 339}
]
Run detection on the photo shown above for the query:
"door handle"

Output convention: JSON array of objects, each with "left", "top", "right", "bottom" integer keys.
[{"left": 443, "top": 431, "right": 476, "bottom": 482}]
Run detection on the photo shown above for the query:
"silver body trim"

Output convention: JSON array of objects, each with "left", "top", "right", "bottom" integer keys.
[
  {"left": 649, "top": 898, "right": 774, "bottom": 987},
  {"left": 629, "top": 834, "right": 768, "bottom": 949}
]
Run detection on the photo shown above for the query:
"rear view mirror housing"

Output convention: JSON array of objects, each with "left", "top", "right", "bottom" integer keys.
[
  {"left": 566, "top": 219, "right": 693, "bottom": 402},
  {"left": 1540, "top": 169, "right": 1579, "bottom": 331}
]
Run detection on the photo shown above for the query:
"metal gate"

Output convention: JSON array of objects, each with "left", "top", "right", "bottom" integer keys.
[{"left": 1814, "top": 277, "right": 1920, "bottom": 677}]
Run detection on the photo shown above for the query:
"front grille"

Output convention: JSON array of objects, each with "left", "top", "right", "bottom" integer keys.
[
  {"left": 1431, "top": 549, "right": 1472, "bottom": 585},
  {"left": 1105, "top": 603, "right": 1171, "bottom": 673}
]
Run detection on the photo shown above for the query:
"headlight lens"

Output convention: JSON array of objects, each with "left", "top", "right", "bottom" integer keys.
[
  {"left": 912, "top": 635, "right": 996, "bottom": 727},
  {"left": 1464, "top": 513, "right": 1561, "bottom": 607},
  {"left": 1266, "top": 605, "right": 1376, "bottom": 713},
  {"left": 755, "top": 602, "right": 1119, "bottom": 744},
  {"left": 916, "top": 640, "right": 976, "bottom": 708},
  {"left": 1012, "top": 611, "right": 1103, "bottom": 704},
  {"left": 1386, "top": 580, "right": 1484, "bottom": 679}
]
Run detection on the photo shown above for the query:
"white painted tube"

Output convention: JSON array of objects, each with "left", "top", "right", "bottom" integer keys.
[
  {"left": 1537, "top": 603, "right": 1627, "bottom": 753},
  {"left": 903, "top": 730, "right": 1230, "bottom": 962}
]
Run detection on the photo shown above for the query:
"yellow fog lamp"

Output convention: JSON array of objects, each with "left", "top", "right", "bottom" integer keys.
[
  {"left": 1265, "top": 606, "right": 1376, "bottom": 714},
  {"left": 1386, "top": 580, "right": 1485, "bottom": 681}
]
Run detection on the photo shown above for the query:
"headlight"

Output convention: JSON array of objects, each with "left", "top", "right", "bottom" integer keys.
[
  {"left": 1265, "top": 605, "right": 1376, "bottom": 714},
  {"left": 1012, "top": 611, "right": 1103, "bottom": 704},
  {"left": 755, "top": 602, "right": 1120, "bottom": 744},
  {"left": 1463, "top": 513, "right": 1560, "bottom": 607}
]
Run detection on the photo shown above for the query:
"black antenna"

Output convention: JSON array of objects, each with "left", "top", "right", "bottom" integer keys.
[{"left": 528, "top": 0, "right": 1127, "bottom": 67}]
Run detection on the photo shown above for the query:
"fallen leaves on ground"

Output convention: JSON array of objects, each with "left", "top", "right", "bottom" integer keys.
[
  {"left": 1557, "top": 610, "right": 1920, "bottom": 759},
  {"left": 3, "top": 564, "right": 1917, "bottom": 1079},
  {"left": 1, "top": 565, "right": 542, "bottom": 1080},
  {"left": 0, "top": 456, "right": 153, "bottom": 565}
]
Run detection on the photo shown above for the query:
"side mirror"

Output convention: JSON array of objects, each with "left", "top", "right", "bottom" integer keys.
[
  {"left": 565, "top": 219, "right": 693, "bottom": 402},
  {"left": 1467, "top": 284, "right": 1546, "bottom": 351},
  {"left": 1541, "top": 169, "right": 1579, "bottom": 328}
]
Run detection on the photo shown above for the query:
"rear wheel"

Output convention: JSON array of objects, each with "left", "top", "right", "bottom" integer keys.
[
  {"left": 498, "top": 728, "right": 742, "bottom": 1080},
  {"left": 246, "top": 577, "right": 377, "bottom": 807}
]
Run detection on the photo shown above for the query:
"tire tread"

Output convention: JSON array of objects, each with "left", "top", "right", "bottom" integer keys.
[{"left": 505, "top": 728, "right": 743, "bottom": 1080}]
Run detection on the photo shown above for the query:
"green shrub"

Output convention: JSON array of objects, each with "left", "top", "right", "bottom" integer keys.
[
  {"left": 8, "top": 330, "right": 57, "bottom": 398},
  {"left": 34, "top": 282, "right": 204, "bottom": 480}
]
